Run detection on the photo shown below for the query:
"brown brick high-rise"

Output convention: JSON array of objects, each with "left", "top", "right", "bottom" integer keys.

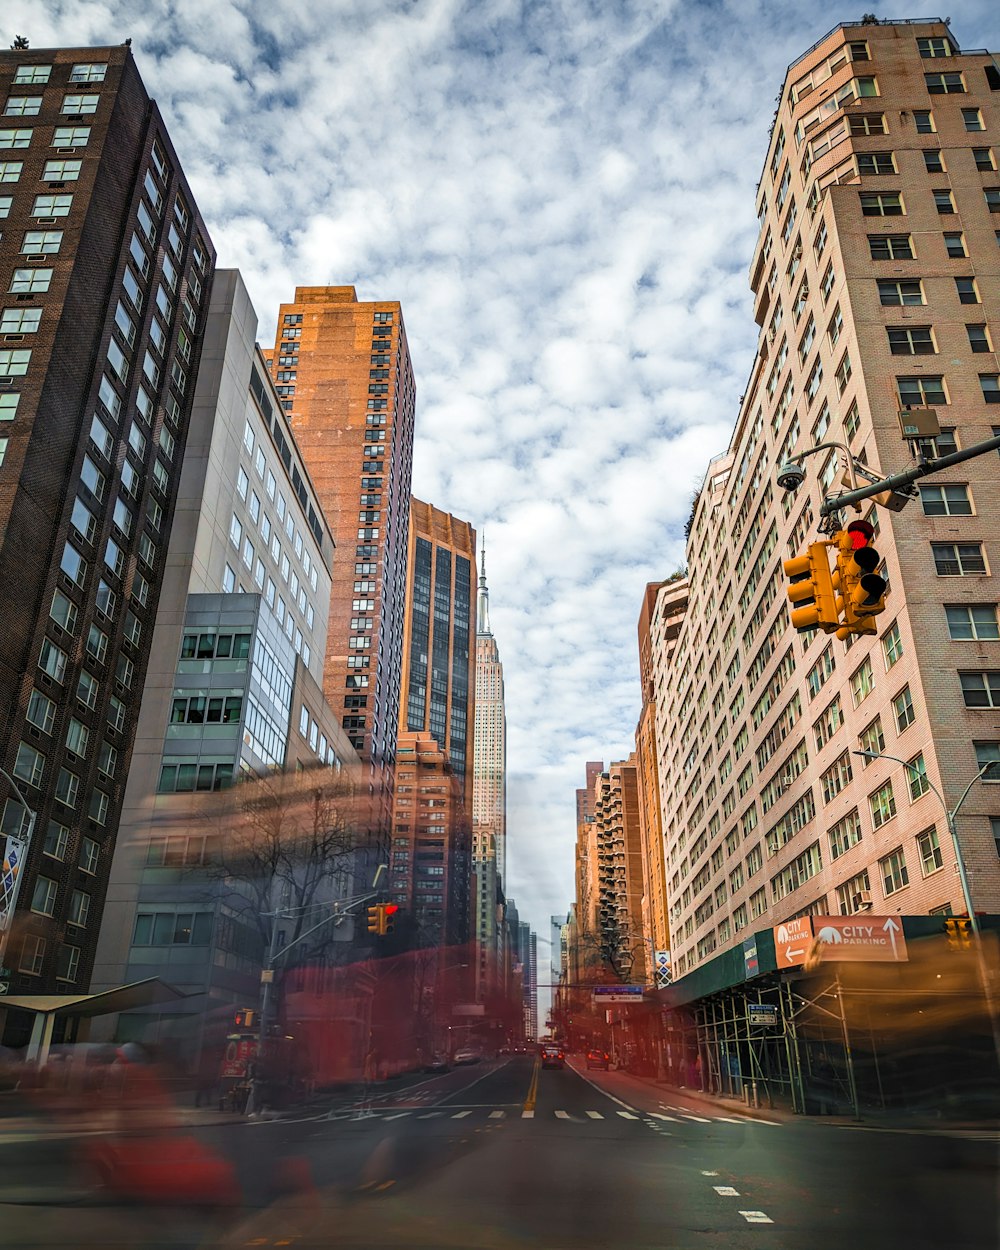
[
  {"left": 267, "top": 287, "right": 416, "bottom": 845},
  {"left": 0, "top": 45, "right": 214, "bottom": 1010}
]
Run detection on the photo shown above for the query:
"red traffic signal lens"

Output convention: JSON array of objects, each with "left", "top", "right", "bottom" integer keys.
[
  {"left": 384, "top": 904, "right": 399, "bottom": 916},
  {"left": 846, "top": 520, "right": 875, "bottom": 550}
]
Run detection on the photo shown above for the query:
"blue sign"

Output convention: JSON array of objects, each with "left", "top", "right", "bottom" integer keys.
[{"left": 743, "top": 936, "right": 759, "bottom": 980}]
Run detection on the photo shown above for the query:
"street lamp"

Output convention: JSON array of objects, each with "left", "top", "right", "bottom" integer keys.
[
  {"left": 852, "top": 750, "right": 991, "bottom": 933},
  {"left": 0, "top": 766, "right": 38, "bottom": 968}
]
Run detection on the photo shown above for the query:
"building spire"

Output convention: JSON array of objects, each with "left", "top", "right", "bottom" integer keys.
[{"left": 477, "top": 532, "right": 492, "bottom": 636}]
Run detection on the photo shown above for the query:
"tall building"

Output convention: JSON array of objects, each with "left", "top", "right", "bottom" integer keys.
[
  {"left": 570, "top": 760, "right": 604, "bottom": 986},
  {"left": 594, "top": 760, "right": 645, "bottom": 982},
  {"left": 0, "top": 45, "right": 215, "bottom": 1011},
  {"left": 90, "top": 272, "right": 359, "bottom": 1055},
  {"left": 390, "top": 731, "right": 471, "bottom": 949},
  {"left": 634, "top": 581, "right": 670, "bottom": 985},
  {"left": 654, "top": 18, "right": 1000, "bottom": 980},
  {"left": 266, "top": 287, "right": 416, "bottom": 848},
  {"left": 398, "top": 499, "right": 476, "bottom": 810},
  {"left": 472, "top": 542, "right": 507, "bottom": 996}
]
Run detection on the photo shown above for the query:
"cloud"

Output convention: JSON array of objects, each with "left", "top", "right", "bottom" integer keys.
[{"left": 13, "top": 0, "right": 1000, "bottom": 998}]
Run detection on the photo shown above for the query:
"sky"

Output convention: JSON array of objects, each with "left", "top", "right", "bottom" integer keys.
[{"left": 11, "top": 0, "right": 999, "bottom": 978}]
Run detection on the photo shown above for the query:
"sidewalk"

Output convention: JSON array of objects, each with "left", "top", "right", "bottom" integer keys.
[{"left": 0, "top": 1105, "right": 246, "bottom": 1144}]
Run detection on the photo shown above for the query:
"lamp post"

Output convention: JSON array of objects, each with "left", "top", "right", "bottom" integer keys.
[
  {"left": 852, "top": 750, "right": 1000, "bottom": 1071},
  {"left": 0, "top": 767, "right": 38, "bottom": 970}
]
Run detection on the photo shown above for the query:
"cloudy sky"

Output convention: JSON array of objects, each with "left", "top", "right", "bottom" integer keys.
[{"left": 14, "top": 0, "right": 998, "bottom": 972}]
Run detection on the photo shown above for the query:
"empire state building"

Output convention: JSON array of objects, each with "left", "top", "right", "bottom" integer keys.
[{"left": 472, "top": 543, "right": 507, "bottom": 884}]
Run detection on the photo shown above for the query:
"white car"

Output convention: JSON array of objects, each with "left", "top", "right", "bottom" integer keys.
[{"left": 453, "top": 1046, "right": 482, "bottom": 1065}]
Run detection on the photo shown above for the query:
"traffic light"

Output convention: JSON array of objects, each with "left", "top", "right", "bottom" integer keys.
[
  {"left": 783, "top": 542, "right": 839, "bottom": 633},
  {"left": 382, "top": 903, "right": 399, "bottom": 935},
  {"left": 944, "top": 916, "right": 973, "bottom": 950},
  {"left": 367, "top": 905, "right": 380, "bottom": 934},
  {"left": 833, "top": 520, "right": 887, "bottom": 640},
  {"left": 234, "top": 1007, "right": 256, "bottom": 1029}
]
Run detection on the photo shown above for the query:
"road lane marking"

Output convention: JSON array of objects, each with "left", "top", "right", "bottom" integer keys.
[
  {"left": 585, "top": 1111, "right": 604, "bottom": 1119},
  {"left": 739, "top": 1211, "right": 774, "bottom": 1224},
  {"left": 488, "top": 1110, "right": 506, "bottom": 1119},
  {"left": 679, "top": 1114, "right": 712, "bottom": 1123},
  {"left": 571, "top": 1064, "right": 643, "bottom": 1114},
  {"left": 713, "top": 1186, "right": 741, "bottom": 1196},
  {"left": 522, "top": 1056, "right": 540, "bottom": 1113},
  {"left": 554, "top": 1110, "right": 571, "bottom": 1119},
  {"left": 650, "top": 1113, "right": 679, "bottom": 1122},
  {"left": 701, "top": 1171, "right": 719, "bottom": 1176},
  {"left": 451, "top": 1110, "right": 473, "bottom": 1118},
  {"left": 417, "top": 1112, "right": 443, "bottom": 1119},
  {"left": 616, "top": 1111, "right": 639, "bottom": 1120},
  {"left": 714, "top": 1116, "right": 750, "bottom": 1124},
  {"left": 521, "top": 1109, "right": 535, "bottom": 1118},
  {"left": 383, "top": 1112, "right": 410, "bottom": 1121}
]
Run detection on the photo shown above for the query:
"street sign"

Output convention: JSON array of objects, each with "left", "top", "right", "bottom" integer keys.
[
  {"left": 654, "top": 950, "right": 671, "bottom": 988},
  {"left": 592, "top": 985, "right": 644, "bottom": 1004},
  {"left": 812, "top": 916, "right": 908, "bottom": 962},
  {"left": 748, "top": 1003, "right": 779, "bottom": 1028},
  {"left": 0, "top": 981, "right": 8, "bottom": 996},
  {"left": 742, "top": 935, "right": 759, "bottom": 979},
  {"left": 773, "top": 916, "right": 814, "bottom": 969}
]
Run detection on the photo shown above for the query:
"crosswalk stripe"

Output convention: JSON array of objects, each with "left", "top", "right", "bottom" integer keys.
[
  {"left": 521, "top": 1109, "right": 535, "bottom": 1119},
  {"left": 488, "top": 1110, "right": 505, "bottom": 1119},
  {"left": 679, "top": 1114, "right": 712, "bottom": 1123},
  {"left": 554, "top": 1110, "right": 571, "bottom": 1120},
  {"left": 451, "top": 1110, "right": 473, "bottom": 1119},
  {"left": 616, "top": 1111, "right": 639, "bottom": 1120},
  {"left": 383, "top": 1112, "right": 410, "bottom": 1121},
  {"left": 418, "top": 1112, "right": 443, "bottom": 1119},
  {"left": 650, "top": 1113, "right": 679, "bottom": 1122},
  {"left": 585, "top": 1111, "right": 604, "bottom": 1119},
  {"left": 714, "top": 1116, "right": 748, "bottom": 1124}
]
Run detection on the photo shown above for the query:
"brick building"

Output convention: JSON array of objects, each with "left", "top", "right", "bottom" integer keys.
[
  {"left": 0, "top": 45, "right": 214, "bottom": 1012},
  {"left": 266, "top": 287, "right": 416, "bottom": 852},
  {"left": 594, "top": 759, "right": 645, "bottom": 981},
  {"left": 652, "top": 18, "right": 1000, "bottom": 980}
]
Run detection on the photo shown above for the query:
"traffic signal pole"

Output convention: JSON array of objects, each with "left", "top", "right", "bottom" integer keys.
[{"left": 819, "top": 432, "right": 1000, "bottom": 518}]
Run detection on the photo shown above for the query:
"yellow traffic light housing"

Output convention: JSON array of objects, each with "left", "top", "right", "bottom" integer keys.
[
  {"left": 783, "top": 542, "right": 839, "bottom": 633},
  {"left": 834, "top": 520, "right": 887, "bottom": 640},
  {"left": 382, "top": 903, "right": 399, "bottom": 934},
  {"left": 944, "top": 916, "right": 973, "bottom": 950},
  {"left": 367, "top": 905, "right": 380, "bottom": 934}
]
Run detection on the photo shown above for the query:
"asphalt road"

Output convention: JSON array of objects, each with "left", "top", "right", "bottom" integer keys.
[{"left": 1, "top": 1055, "right": 996, "bottom": 1248}]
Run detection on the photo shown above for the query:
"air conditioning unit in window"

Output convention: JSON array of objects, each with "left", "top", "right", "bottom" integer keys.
[
  {"left": 3, "top": 334, "right": 24, "bottom": 342},
  {"left": 35, "top": 217, "right": 58, "bottom": 226},
  {"left": 853, "top": 890, "right": 873, "bottom": 910},
  {"left": 56, "top": 148, "right": 77, "bottom": 155},
  {"left": 23, "top": 255, "right": 47, "bottom": 263}
]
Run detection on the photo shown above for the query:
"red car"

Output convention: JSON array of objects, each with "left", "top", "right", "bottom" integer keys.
[
  {"left": 540, "top": 1045, "right": 565, "bottom": 1069},
  {"left": 586, "top": 1049, "right": 610, "bottom": 1070}
]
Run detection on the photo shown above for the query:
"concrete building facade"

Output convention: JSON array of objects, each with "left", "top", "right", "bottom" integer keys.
[
  {"left": 0, "top": 45, "right": 215, "bottom": 1012},
  {"left": 654, "top": 18, "right": 1000, "bottom": 980},
  {"left": 594, "top": 760, "right": 645, "bottom": 982}
]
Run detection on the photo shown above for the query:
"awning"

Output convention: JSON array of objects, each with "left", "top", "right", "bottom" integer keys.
[{"left": 1, "top": 976, "right": 187, "bottom": 1019}]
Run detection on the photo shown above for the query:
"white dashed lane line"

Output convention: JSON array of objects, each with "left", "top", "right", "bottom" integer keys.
[
  {"left": 713, "top": 1185, "right": 741, "bottom": 1196},
  {"left": 740, "top": 1211, "right": 775, "bottom": 1224},
  {"left": 585, "top": 1111, "right": 604, "bottom": 1119}
]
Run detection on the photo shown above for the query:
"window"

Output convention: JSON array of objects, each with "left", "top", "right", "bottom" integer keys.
[
  {"left": 42, "top": 158, "right": 83, "bottom": 182},
  {"left": 0, "top": 348, "right": 31, "bottom": 376},
  {"left": 917, "top": 37, "right": 951, "bottom": 58},
  {"left": 943, "top": 231, "right": 967, "bottom": 259},
  {"left": 61, "top": 94, "right": 100, "bottom": 115},
  {"left": 66, "top": 717, "right": 90, "bottom": 757},
  {"left": 914, "top": 110, "right": 935, "bottom": 134},
  {"left": 888, "top": 326, "right": 934, "bottom": 356},
  {"left": 77, "top": 668, "right": 99, "bottom": 709},
  {"left": 80, "top": 837, "right": 100, "bottom": 874},
  {"left": 879, "top": 847, "right": 909, "bottom": 896},
  {"left": 52, "top": 125, "right": 89, "bottom": 148},
  {"left": 920, "top": 483, "right": 972, "bottom": 516},
  {"left": 56, "top": 945, "right": 80, "bottom": 983},
  {"left": 132, "top": 910, "right": 214, "bottom": 947},
  {"left": 850, "top": 658, "right": 874, "bottom": 706},
  {"left": 0, "top": 307, "right": 41, "bottom": 334},
  {"left": 868, "top": 233, "right": 912, "bottom": 260},
  {"left": 946, "top": 604, "right": 999, "bottom": 640},
  {"left": 961, "top": 108, "right": 984, "bottom": 132},
  {"left": 979, "top": 375, "right": 1000, "bottom": 404},
  {"left": 10, "top": 267, "right": 52, "bottom": 292},
  {"left": 70, "top": 63, "right": 107, "bottom": 83},
  {"left": 55, "top": 767, "right": 79, "bottom": 808},
  {"left": 897, "top": 375, "right": 945, "bottom": 406},
  {"left": 986, "top": 188, "right": 1000, "bottom": 213},
  {"left": 857, "top": 151, "right": 895, "bottom": 175},
  {"left": 893, "top": 685, "right": 915, "bottom": 732},
  {"left": 932, "top": 189, "right": 955, "bottom": 214},
  {"left": 925, "top": 72, "right": 965, "bottom": 94},
  {"left": 0, "top": 130, "right": 31, "bottom": 150},
  {"left": 975, "top": 742, "right": 1000, "bottom": 781},
  {"left": 69, "top": 889, "right": 90, "bottom": 928},
  {"left": 49, "top": 589, "right": 77, "bottom": 632},
  {"left": 31, "top": 877, "right": 57, "bottom": 917},
  {"left": 869, "top": 781, "right": 897, "bottom": 830},
  {"left": 32, "top": 193, "right": 73, "bottom": 217},
  {"left": 974, "top": 148, "right": 996, "bottom": 172},
  {"left": 960, "top": 672, "right": 1000, "bottom": 708},
  {"left": 14, "top": 65, "right": 52, "bottom": 85},
  {"left": 60, "top": 542, "right": 86, "bottom": 586},
  {"left": 4, "top": 97, "right": 42, "bottom": 117},
  {"left": 878, "top": 279, "right": 923, "bottom": 306},
  {"left": 25, "top": 688, "right": 56, "bottom": 734},
  {"left": 968, "top": 325, "right": 992, "bottom": 354},
  {"left": 923, "top": 149, "right": 945, "bottom": 173},
  {"left": 933, "top": 542, "right": 986, "bottom": 576},
  {"left": 907, "top": 752, "right": 931, "bottom": 801},
  {"left": 828, "top": 809, "right": 863, "bottom": 861},
  {"left": 860, "top": 191, "right": 903, "bottom": 216},
  {"left": 39, "top": 638, "right": 67, "bottom": 683}
]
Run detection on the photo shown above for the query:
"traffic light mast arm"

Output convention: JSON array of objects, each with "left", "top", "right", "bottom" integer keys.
[{"left": 820, "top": 432, "right": 1000, "bottom": 518}]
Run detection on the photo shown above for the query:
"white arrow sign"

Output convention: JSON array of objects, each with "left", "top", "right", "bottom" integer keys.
[
  {"left": 883, "top": 917, "right": 901, "bottom": 959},
  {"left": 785, "top": 946, "right": 805, "bottom": 962}
]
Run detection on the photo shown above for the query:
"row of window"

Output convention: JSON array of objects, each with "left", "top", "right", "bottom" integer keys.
[{"left": 860, "top": 186, "right": 998, "bottom": 217}]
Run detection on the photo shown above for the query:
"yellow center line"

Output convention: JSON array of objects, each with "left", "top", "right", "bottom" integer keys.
[{"left": 523, "top": 1056, "right": 540, "bottom": 1112}]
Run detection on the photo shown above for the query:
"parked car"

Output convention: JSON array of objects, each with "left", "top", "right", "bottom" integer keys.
[
  {"left": 424, "top": 1053, "right": 449, "bottom": 1073},
  {"left": 540, "top": 1045, "right": 565, "bottom": 1070},
  {"left": 453, "top": 1046, "right": 482, "bottom": 1065},
  {"left": 586, "top": 1049, "right": 610, "bottom": 1070}
]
